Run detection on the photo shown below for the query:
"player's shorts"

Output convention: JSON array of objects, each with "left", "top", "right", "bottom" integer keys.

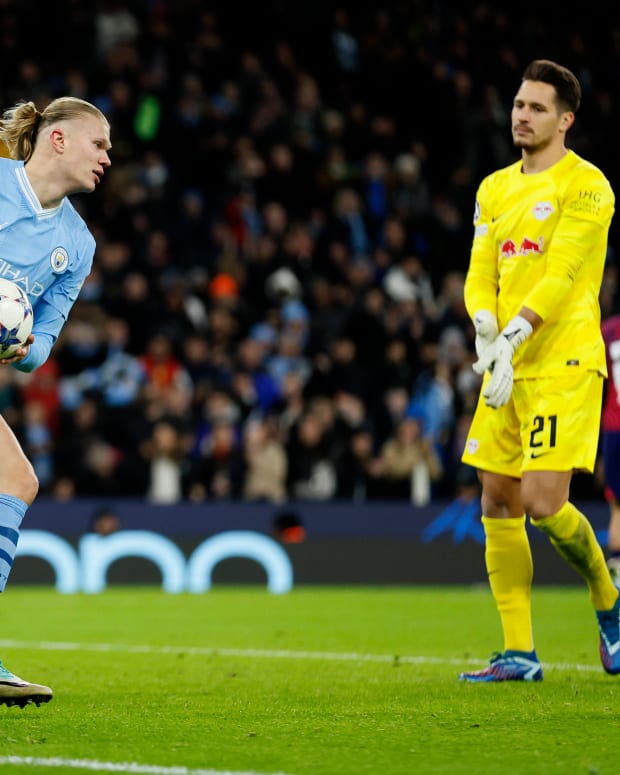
[
  {"left": 602, "top": 430, "right": 620, "bottom": 501},
  {"left": 461, "top": 370, "right": 604, "bottom": 478}
]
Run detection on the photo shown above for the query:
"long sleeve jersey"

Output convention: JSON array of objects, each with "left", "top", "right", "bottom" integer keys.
[
  {"left": 0, "top": 157, "right": 96, "bottom": 372},
  {"left": 464, "top": 150, "right": 615, "bottom": 377}
]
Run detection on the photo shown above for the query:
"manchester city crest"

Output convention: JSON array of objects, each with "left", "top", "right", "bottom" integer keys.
[{"left": 50, "top": 247, "right": 69, "bottom": 273}]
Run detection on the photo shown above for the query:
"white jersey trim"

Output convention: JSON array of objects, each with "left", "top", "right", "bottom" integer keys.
[{"left": 15, "top": 166, "right": 63, "bottom": 220}]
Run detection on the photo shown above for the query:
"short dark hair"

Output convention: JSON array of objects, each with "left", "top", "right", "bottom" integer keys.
[{"left": 521, "top": 59, "right": 581, "bottom": 113}]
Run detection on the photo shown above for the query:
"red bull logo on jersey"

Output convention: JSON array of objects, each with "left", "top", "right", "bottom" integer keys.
[
  {"left": 499, "top": 236, "right": 544, "bottom": 258},
  {"left": 520, "top": 236, "right": 544, "bottom": 254},
  {"left": 499, "top": 239, "right": 517, "bottom": 256}
]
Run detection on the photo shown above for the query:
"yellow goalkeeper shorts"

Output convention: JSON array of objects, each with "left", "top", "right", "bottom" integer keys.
[{"left": 461, "top": 370, "right": 604, "bottom": 477}]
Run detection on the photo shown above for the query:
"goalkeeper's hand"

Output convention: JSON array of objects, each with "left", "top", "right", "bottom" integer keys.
[
  {"left": 473, "top": 315, "right": 533, "bottom": 408},
  {"left": 472, "top": 309, "right": 498, "bottom": 361},
  {"left": 482, "top": 338, "right": 514, "bottom": 408}
]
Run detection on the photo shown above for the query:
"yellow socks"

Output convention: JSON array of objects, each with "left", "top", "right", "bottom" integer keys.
[
  {"left": 534, "top": 501, "right": 618, "bottom": 611},
  {"left": 483, "top": 515, "right": 534, "bottom": 653},
  {"left": 482, "top": 502, "right": 618, "bottom": 656}
]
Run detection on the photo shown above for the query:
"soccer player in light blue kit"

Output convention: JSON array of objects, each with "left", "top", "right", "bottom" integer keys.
[{"left": 0, "top": 96, "right": 111, "bottom": 706}]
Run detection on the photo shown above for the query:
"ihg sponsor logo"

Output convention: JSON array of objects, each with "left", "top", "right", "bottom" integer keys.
[{"left": 16, "top": 530, "right": 294, "bottom": 594}]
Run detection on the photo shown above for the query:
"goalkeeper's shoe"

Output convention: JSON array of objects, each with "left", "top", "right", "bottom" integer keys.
[
  {"left": 458, "top": 650, "right": 543, "bottom": 682},
  {"left": 596, "top": 588, "right": 620, "bottom": 675},
  {"left": 0, "top": 661, "right": 52, "bottom": 707}
]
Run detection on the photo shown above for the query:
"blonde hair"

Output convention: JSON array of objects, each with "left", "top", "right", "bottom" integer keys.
[{"left": 0, "top": 96, "right": 109, "bottom": 162}]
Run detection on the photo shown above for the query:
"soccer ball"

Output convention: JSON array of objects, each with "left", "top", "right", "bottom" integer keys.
[{"left": 0, "top": 278, "right": 33, "bottom": 358}]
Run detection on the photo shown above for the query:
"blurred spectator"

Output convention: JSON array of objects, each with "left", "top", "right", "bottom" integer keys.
[
  {"left": 140, "top": 333, "right": 192, "bottom": 402},
  {"left": 22, "top": 402, "right": 54, "bottom": 492},
  {"left": 377, "top": 416, "right": 444, "bottom": 504},
  {"left": 54, "top": 396, "right": 147, "bottom": 496},
  {"left": 266, "top": 329, "right": 311, "bottom": 393},
  {"left": 230, "top": 335, "right": 281, "bottom": 417},
  {"left": 100, "top": 272, "right": 159, "bottom": 355},
  {"left": 168, "top": 188, "right": 214, "bottom": 272},
  {"left": 94, "top": 0, "right": 140, "bottom": 60},
  {"left": 91, "top": 317, "right": 147, "bottom": 410},
  {"left": 188, "top": 419, "right": 245, "bottom": 501},
  {"left": 306, "top": 335, "right": 366, "bottom": 399},
  {"left": 392, "top": 152, "right": 432, "bottom": 230},
  {"left": 407, "top": 360, "right": 456, "bottom": 463},
  {"left": 324, "top": 187, "right": 371, "bottom": 260},
  {"left": 141, "top": 420, "right": 189, "bottom": 504},
  {"left": 19, "top": 359, "right": 62, "bottom": 436},
  {"left": 286, "top": 411, "right": 337, "bottom": 501},
  {"left": 335, "top": 423, "right": 383, "bottom": 501},
  {"left": 243, "top": 416, "right": 288, "bottom": 503}
]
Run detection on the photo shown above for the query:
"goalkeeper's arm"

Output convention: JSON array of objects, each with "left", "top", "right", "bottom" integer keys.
[
  {"left": 474, "top": 306, "right": 542, "bottom": 409},
  {"left": 473, "top": 307, "right": 541, "bottom": 373}
]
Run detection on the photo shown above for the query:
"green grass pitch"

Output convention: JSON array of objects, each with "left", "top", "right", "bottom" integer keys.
[{"left": 0, "top": 585, "right": 617, "bottom": 775}]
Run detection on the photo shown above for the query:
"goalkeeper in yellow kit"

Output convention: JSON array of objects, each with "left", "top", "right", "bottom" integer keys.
[{"left": 460, "top": 59, "right": 619, "bottom": 682}]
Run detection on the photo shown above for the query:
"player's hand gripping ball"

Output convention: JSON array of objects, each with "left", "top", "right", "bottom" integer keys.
[{"left": 0, "top": 278, "right": 33, "bottom": 358}]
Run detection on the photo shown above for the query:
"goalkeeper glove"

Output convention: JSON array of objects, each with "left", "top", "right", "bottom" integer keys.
[
  {"left": 472, "top": 309, "right": 498, "bottom": 360},
  {"left": 473, "top": 315, "right": 533, "bottom": 408}
]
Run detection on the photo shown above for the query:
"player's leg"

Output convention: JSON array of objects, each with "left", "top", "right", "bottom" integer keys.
[
  {"left": 525, "top": 473, "right": 616, "bottom": 610},
  {"left": 459, "top": 386, "right": 541, "bottom": 682},
  {"left": 0, "top": 413, "right": 52, "bottom": 706},
  {"left": 521, "top": 372, "right": 620, "bottom": 674},
  {"left": 0, "top": 415, "right": 38, "bottom": 582},
  {"left": 529, "top": 482, "right": 620, "bottom": 674},
  {"left": 480, "top": 472, "right": 535, "bottom": 652}
]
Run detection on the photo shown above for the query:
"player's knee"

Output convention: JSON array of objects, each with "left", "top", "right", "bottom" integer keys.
[
  {"left": 481, "top": 483, "right": 522, "bottom": 517},
  {"left": 522, "top": 492, "right": 564, "bottom": 521},
  {"left": 520, "top": 467, "right": 574, "bottom": 521},
  {"left": 480, "top": 475, "right": 521, "bottom": 517},
  {"left": 22, "top": 471, "right": 39, "bottom": 506},
  {"left": 481, "top": 490, "right": 515, "bottom": 517},
  {"left": 8, "top": 461, "right": 39, "bottom": 506}
]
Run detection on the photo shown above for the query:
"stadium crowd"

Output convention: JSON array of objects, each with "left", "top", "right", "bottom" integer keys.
[{"left": 1, "top": 0, "right": 619, "bottom": 504}]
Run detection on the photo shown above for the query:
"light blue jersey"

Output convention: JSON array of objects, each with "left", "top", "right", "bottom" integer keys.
[{"left": 0, "top": 157, "right": 95, "bottom": 372}]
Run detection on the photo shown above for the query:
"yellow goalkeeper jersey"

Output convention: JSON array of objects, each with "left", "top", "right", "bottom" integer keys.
[{"left": 464, "top": 149, "right": 615, "bottom": 377}]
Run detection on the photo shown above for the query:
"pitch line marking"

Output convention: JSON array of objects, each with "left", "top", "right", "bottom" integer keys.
[
  {"left": 0, "top": 757, "right": 296, "bottom": 775},
  {"left": 0, "top": 638, "right": 603, "bottom": 673}
]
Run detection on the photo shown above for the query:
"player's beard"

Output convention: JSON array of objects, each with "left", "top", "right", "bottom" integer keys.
[{"left": 513, "top": 132, "right": 553, "bottom": 154}]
